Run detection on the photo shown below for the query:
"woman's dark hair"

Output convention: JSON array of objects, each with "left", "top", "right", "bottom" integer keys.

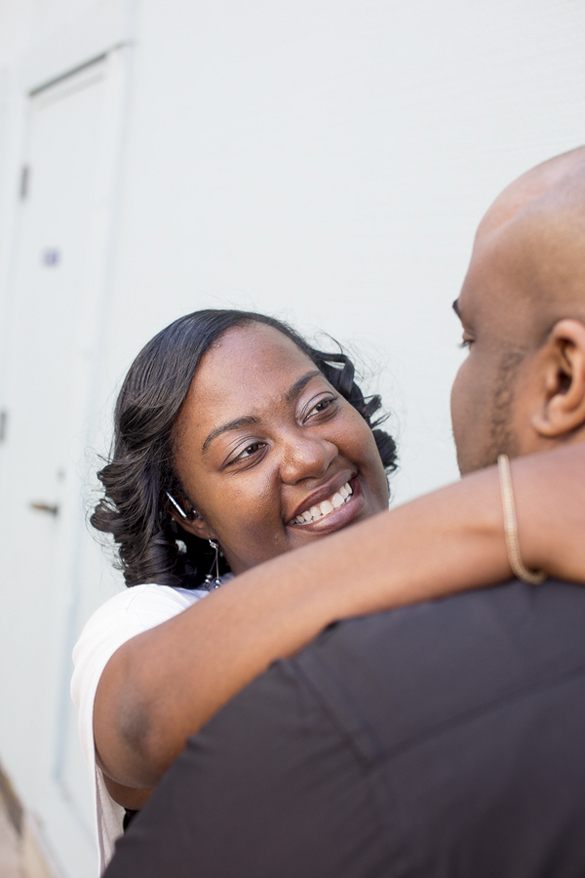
[{"left": 91, "top": 309, "right": 397, "bottom": 588}]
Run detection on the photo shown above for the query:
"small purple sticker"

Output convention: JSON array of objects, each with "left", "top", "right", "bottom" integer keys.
[{"left": 42, "top": 249, "right": 60, "bottom": 266}]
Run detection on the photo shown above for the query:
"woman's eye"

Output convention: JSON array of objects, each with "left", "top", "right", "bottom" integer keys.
[
  {"left": 230, "top": 442, "right": 267, "bottom": 464},
  {"left": 305, "top": 395, "right": 337, "bottom": 420},
  {"left": 459, "top": 338, "right": 474, "bottom": 350},
  {"left": 239, "top": 442, "right": 263, "bottom": 457}
]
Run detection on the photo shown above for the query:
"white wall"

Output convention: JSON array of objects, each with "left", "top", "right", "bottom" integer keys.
[
  {"left": 99, "top": 0, "right": 585, "bottom": 500},
  {"left": 0, "top": 1, "right": 584, "bottom": 874}
]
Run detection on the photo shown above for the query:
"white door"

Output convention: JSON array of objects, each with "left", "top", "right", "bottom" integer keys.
[{"left": 0, "top": 56, "right": 122, "bottom": 876}]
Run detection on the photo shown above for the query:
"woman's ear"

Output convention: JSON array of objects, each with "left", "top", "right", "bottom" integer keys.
[
  {"left": 531, "top": 319, "right": 585, "bottom": 439},
  {"left": 165, "top": 493, "right": 218, "bottom": 541},
  {"left": 175, "top": 514, "right": 218, "bottom": 542}
]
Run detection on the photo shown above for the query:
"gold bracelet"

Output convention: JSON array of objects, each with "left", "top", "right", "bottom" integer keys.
[{"left": 497, "top": 454, "right": 546, "bottom": 584}]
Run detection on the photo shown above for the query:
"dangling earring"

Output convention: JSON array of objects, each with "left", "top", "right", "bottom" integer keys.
[{"left": 204, "top": 540, "right": 222, "bottom": 589}]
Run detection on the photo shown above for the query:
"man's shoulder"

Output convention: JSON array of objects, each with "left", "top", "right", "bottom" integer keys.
[
  {"left": 292, "top": 579, "right": 585, "bottom": 750},
  {"left": 198, "top": 580, "right": 585, "bottom": 761},
  {"left": 309, "top": 578, "right": 585, "bottom": 674}
]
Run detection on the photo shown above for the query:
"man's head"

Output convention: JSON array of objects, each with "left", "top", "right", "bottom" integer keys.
[{"left": 451, "top": 146, "right": 585, "bottom": 474}]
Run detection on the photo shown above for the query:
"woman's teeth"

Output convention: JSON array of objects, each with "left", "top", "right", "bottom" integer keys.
[{"left": 291, "top": 482, "right": 353, "bottom": 525}]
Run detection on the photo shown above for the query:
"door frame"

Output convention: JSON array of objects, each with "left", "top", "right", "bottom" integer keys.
[{"left": 0, "top": 4, "right": 134, "bottom": 873}]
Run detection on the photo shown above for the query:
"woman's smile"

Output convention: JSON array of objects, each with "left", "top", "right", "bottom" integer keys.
[
  {"left": 287, "top": 476, "right": 365, "bottom": 534},
  {"left": 289, "top": 477, "right": 353, "bottom": 525},
  {"left": 172, "top": 322, "right": 390, "bottom": 575}
]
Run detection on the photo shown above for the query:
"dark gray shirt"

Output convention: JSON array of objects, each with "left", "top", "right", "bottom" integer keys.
[{"left": 105, "top": 580, "right": 585, "bottom": 878}]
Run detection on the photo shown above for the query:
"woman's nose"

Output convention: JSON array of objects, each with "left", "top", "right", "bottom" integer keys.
[{"left": 279, "top": 434, "right": 338, "bottom": 484}]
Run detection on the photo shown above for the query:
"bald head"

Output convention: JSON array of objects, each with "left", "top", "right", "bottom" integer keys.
[
  {"left": 472, "top": 146, "right": 585, "bottom": 343},
  {"left": 478, "top": 146, "right": 585, "bottom": 237},
  {"left": 451, "top": 146, "right": 585, "bottom": 474}
]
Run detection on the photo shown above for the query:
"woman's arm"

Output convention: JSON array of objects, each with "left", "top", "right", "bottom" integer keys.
[{"left": 94, "top": 443, "right": 585, "bottom": 801}]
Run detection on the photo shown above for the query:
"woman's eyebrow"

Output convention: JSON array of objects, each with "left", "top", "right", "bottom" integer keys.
[
  {"left": 285, "top": 370, "right": 321, "bottom": 403},
  {"left": 202, "top": 416, "right": 260, "bottom": 454},
  {"left": 202, "top": 371, "right": 322, "bottom": 454}
]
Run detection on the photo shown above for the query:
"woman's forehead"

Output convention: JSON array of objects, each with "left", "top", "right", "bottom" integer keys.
[
  {"left": 197, "top": 323, "right": 314, "bottom": 389},
  {"left": 178, "top": 323, "right": 320, "bottom": 431}
]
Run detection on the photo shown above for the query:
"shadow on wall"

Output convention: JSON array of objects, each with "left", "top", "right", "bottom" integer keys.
[{"left": 0, "top": 762, "right": 62, "bottom": 878}]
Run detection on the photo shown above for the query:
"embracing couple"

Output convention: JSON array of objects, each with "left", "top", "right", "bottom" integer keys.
[{"left": 75, "top": 148, "right": 585, "bottom": 877}]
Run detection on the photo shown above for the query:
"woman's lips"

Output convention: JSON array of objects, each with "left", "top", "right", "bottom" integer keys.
[{"left": 287, "top": 477, "right": 364, "bottom": 535}]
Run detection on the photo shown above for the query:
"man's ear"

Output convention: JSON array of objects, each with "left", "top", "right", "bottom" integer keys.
[{"left": 531, "top": 318, "right": 585, "bottom": 438}]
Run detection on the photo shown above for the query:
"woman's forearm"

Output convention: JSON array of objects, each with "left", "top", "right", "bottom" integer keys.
[{"left": 94, "top": 443, "right": 585, "bottom": 793}]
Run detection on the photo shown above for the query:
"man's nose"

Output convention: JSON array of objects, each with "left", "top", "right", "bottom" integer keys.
[{"left": 279, "top": 433, "right": 338, "bottom": 484}]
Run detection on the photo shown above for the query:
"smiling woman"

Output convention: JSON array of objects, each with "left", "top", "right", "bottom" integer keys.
[
  {"left": 72, "top": 308, "right": 585, "bottom": 874},
  {"left": 91, "top": 310, "right": 396, "bottom": 589},
  {"left": 170, "top": 322, "right": 390, "bottom": 572},
  {"left": 75, "top": 309, "right": 398, "bottom": 869}
]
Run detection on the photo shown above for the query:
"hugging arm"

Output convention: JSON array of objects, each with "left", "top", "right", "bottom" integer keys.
[{"left": 94, "top": 443, "right": 585, "bottom": 804}]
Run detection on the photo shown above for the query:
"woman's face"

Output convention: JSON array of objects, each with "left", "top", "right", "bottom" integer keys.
[{"left": 172, "top": 323, "right": 390, "bottom": 575}]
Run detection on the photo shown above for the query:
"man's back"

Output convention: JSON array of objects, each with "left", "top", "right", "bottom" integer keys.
[{"left": 105, "top": 581, "right": 585, "bottom": 878}]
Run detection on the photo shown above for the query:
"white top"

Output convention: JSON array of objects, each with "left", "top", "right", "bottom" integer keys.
[{"left": 71, "top": 581, "right": 220, "bottom": 873}]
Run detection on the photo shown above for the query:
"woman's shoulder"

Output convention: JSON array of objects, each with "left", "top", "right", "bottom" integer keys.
[
  {"left": 71, "top": 582, "right": 215, "bottom": 710},
  {"left": 72, "top": 574, "right": 233, "bottom": 677},
  {"left": 97, "top": 582, "right": 209, "bottom": 616},
  {"left": 71, "top": 584, "right": 206, "bottom": 676},
  {"left": 77, "top": 583, "right": 210, "bottom": 643},
  {"left": 73, "top": 574, "right": 233, "bottom": 654}
]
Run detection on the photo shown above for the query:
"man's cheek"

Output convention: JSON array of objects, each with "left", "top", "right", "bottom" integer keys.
[
  {"left": 450, "top": 362, "right": 471, "bottom": 431},
  {"left": 450, "top": 360, "right": 483, "bottom": 472}
]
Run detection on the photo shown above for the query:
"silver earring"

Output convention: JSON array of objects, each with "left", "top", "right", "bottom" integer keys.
[
  {"left": 204, "top": 540, "right": 222, "bottom": 589},
  {"left": 166, "top": 492, "right": 199, "bottom": 521}
]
